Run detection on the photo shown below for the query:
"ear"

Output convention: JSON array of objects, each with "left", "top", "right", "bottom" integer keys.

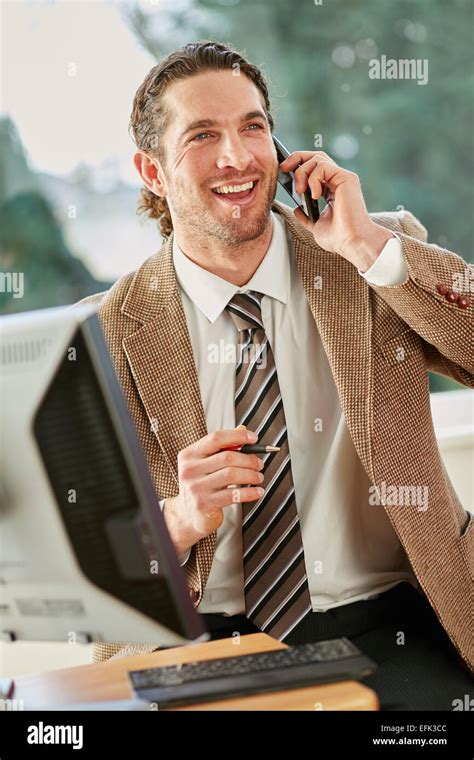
[{"left": 133, "top": 151, "right": 167, "bottom": 198}]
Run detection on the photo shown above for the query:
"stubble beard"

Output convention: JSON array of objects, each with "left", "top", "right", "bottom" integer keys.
[{"left": 168, "top": 167, "right": 278, "bottom": 248}]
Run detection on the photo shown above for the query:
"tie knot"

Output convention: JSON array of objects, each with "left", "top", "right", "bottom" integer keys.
[{"left": 225, "top": 290, "right": 264, "bottom": 333}]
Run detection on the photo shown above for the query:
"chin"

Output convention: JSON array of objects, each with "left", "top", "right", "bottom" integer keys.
[
  {"left": 219, "top": 206, "right": 264, "bottom": 227},
  {"left": 217, "top": 216, "right": 269, "bottom": 245}
]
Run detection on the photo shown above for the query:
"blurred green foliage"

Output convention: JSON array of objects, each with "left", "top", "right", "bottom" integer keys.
[
  {"left": 0, "top": 116, "right": 111, "bottom": 315},
  {"left": 0, "top": 192, "right": 110, "bottom": 314}
]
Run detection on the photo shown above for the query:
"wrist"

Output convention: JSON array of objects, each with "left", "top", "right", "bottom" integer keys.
[
  {"left": 350, "top": 223, "right": 394, "bottom": 272},
  {"left": 163, "top": 496, "right": 197, "bottom": 556}
]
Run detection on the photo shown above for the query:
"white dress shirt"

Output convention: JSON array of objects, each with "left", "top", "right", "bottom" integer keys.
[{"left": 160, "top": 211, "right": 418, "bottom": 615}]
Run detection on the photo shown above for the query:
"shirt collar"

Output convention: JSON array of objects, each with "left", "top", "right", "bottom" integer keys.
[{"left": 172, "top": 211, "right": 290, "bottom": 324}]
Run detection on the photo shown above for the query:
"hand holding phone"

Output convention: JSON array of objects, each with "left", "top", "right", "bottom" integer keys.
[{"left": 273, "top": 135, "right": 320, "bottom": 223}]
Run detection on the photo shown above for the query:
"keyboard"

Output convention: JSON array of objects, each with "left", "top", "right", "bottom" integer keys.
[{"left": 128, "top": 637, "right": 377, "bottom": 708}]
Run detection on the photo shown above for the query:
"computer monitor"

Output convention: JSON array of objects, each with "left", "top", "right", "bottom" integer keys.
[{"left": 0, "top": 303, "right": 209, "bottom": 648}]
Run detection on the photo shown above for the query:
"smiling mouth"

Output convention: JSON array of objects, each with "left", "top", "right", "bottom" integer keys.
[{"left": 211, "top": 180, "right": 259, "bottom": 202}]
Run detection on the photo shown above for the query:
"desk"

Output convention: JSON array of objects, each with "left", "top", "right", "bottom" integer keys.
[{"left": 13, "top": 633, "right": 379, "bottom": 710}]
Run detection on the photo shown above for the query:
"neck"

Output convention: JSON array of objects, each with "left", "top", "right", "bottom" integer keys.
[{"left": 173, "top": 216, "right": 274, "bottom": 287}]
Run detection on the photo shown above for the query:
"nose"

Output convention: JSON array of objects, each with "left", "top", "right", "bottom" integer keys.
[{"left": 216, "top": 132, "right": 253, "bottom": 172}]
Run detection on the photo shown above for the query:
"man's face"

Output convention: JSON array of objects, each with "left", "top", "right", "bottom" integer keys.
[{"left": 157, "top": 69, "right": 278, "bottom": 246}]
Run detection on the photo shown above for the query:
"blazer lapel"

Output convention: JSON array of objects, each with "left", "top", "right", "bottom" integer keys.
[
  {"left": 120, "top": 236, "right": 208, "bottom": 484},
  {"left": 120, "top": 234, "right": 216, "bottom": 602},
  {"left": 273, "top": 202, "right": 374, "bottom": 479}
]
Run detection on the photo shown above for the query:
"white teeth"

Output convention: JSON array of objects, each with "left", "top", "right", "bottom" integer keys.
[{"left": 214, "top": 181, "right": 255, "bottom": 194}]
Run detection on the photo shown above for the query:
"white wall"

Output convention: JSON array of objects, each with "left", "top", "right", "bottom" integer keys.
[
  {"left": 429, "top": 390, "right": 473, "bottom": 512},
  {"left": 0, "top": 640, "right": 93, "bottom": 679}
]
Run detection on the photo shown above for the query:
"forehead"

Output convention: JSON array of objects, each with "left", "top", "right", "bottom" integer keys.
[{"left": 164, "top": 69, "right": 266, "bottom": 129}]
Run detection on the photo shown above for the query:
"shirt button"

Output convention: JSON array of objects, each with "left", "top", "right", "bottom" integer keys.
[
  {"left": 437, "top": 284, "right": 448, "bottom": 295},
  {"left": 446, "top": 291, "right": 460, "bottom": 303},
  {"left": 458, "top": 296, "right": 470, "bottom": 309}
]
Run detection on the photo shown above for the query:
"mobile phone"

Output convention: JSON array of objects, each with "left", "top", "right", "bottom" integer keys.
[{"left": 273, "top": 135, "right": 320, "bottom": 223}]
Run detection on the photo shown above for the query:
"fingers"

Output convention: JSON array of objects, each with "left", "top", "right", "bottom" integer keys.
[
  {"left": 226, "top": 485, "right": 265, "bottom": 505},
  {"left": 175, "top": 427, "right": 266, "bottom": 540},
  {"left": 177, "top": 425, "right": 263, "bottom": 483},
  {"left": 302, "top": 161, "right": 344, "bottom": 198},
  {"left": 201, "top": 485, "right": 265, "bottom": 515},
  {"left": 186, "top": 477, "right": 264, "bottom": 516},
  {"left": 205, "top": 466, "right": 265, "bottom": 491},
  {"left": 190, "top": 425, "right": 258, "bottom": 459},
  {"left": 279, "top": 150, "right": 336, "bottom": 172},
  {"left": 202, "top": 448, "right": 264, "bottom": 475},
  {"left": 279, "top": 150, "right": 356, "bottom": 200},
  {"left": 303, "top": 163, "right": 358, "bottom": 201},
  {"left": 292, "top": 155, "right": 320, "bottom": 193}
]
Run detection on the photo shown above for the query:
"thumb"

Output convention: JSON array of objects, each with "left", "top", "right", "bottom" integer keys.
[{"left": 293, "top": 206, "right": 314, "bottom": 231}]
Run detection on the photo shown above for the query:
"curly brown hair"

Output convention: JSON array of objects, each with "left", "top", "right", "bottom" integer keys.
[{"left": 129, "top": 40, "right": 274, "bottom": 238}]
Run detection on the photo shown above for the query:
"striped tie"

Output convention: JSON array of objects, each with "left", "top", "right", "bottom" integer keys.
[{"left": 225, "top": 290, "right": 312, "bottom": 641}]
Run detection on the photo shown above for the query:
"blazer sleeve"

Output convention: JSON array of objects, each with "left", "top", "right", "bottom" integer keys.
[{"left": 367, "top": 210, "right": 473, "bottom": 385}]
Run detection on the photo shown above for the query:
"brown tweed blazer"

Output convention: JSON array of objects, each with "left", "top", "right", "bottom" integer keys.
[{"left": 76, "top": 201, "right": 473, "bottom": 671}]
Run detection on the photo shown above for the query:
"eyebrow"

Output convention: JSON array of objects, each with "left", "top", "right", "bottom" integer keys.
[{"left": 178, "top": 110, "right": 268, "bottom": 142}]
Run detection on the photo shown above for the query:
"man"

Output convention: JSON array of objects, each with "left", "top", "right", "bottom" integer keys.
[{"left": 77, "top": 41, "right": 473, "bottom": 709}]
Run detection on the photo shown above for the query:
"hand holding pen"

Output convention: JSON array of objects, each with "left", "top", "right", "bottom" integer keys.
[
  {"left": 161, "top": 425, "right": 272, "bottom": 558},
  {"left": 220, "top": 443, "right": 280, "bottom": 454},
  {"left": 220, "top": 423, "right": 280, "bottom": 455}
]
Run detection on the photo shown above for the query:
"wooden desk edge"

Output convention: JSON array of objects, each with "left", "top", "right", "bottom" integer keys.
[{"left": 13, "top": 632, "right": 379, "bottom": 711}]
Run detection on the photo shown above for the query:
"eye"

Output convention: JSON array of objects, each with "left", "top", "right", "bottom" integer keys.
[{"left": 190, "top": 124, "right": 264, "bottom": 143}]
